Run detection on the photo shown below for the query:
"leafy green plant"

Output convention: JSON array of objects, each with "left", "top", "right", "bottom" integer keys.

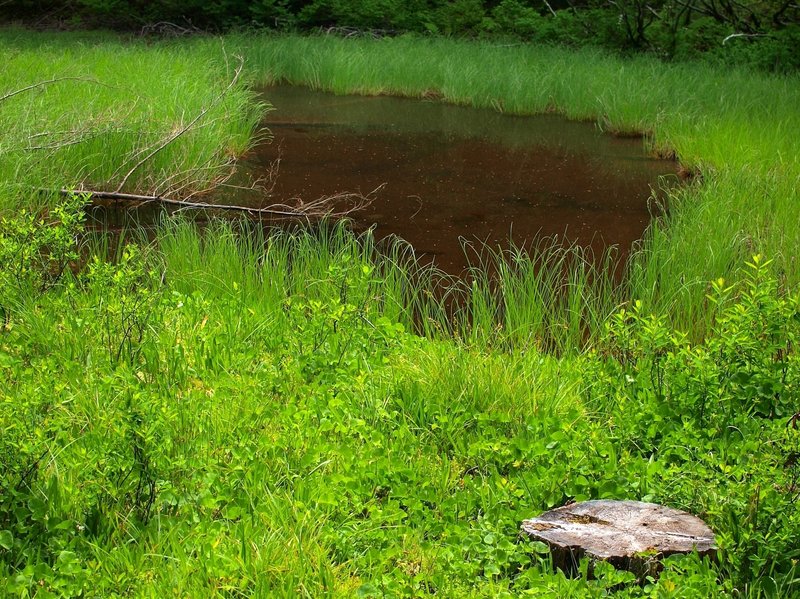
[
  {"left": 0, "top": 193, "right": 86, "bottom": 312},
  {"left": 599, "top": 256, "right": 799, "bottom": 423},
  {"left": 705, "top": 255, "right": 799, "bottom": 418},
  {"left": 83, "top": 243, "right": 162, "bottom": 368},
  {"left": 283, "top": 253, "right": 404, "bottom": 387},
  {"left": 489, "top": 0, "right": 545, "bottom": 38}
]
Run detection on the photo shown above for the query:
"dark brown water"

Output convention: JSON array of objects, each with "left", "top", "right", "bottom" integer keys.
[{"left": 243, "top": 86, "right": 677, "bottom": 273}]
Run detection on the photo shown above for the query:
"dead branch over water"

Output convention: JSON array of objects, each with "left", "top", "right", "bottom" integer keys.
[{"left": 52, "top": 186, "right": 381, "bottom": 219}]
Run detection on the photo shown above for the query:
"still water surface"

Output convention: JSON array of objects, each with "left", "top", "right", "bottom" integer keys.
[{"left": 245, "top": 86, "right": 676, "bottom": 272}]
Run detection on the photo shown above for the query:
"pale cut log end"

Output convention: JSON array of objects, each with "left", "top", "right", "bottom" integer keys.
[{"left": 521, "top": 500, "right": 716, "bottom": 579}]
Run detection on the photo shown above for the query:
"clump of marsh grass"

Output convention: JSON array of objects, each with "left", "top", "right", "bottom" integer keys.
[
  {"left": 0, "top": 31, "right": 263, "bottom": 212},
  {"left": 154, "top": 215, "right": 623, "bottom": 353},
  {"left": 451, "top": 237, "right": 621, "bottom": 353}
]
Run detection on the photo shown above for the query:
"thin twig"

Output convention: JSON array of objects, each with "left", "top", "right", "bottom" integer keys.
[
  {"left": 0, "top": 77, "right": 105, "bottom": 104},
  {"left": 722, "top": 32, "right": 769, "bottom": 44},
  {"left": 25, "top": 129, "right": 110, "bottom": 151},
  {"left": 153, "top": 153, "right": 228, "bottom": 196},
  {"left": 542, "top": 0, "right": 558, "bottom": 18}
]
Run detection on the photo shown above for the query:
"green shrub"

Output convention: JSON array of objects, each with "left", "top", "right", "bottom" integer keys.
[
  {"left": 434, "top": 0, "right": 488, "bottom": 35},
  {"left": 489, "top": 0, "right": 544, "bottom": 38},
  {"left": 0, "top": 193, "right": 86, "bottom": 321},
  {"left": 599, "top": 254, "right": 799, "bottom": 423}
]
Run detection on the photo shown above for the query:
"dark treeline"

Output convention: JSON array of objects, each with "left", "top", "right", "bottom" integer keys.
[{"left": 3, "top": 1, "right": 799, "bottom": 71}]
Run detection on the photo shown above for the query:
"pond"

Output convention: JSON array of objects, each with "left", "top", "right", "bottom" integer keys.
[{"left": 242, "top": 85, "right": 677, "bottom": 273}]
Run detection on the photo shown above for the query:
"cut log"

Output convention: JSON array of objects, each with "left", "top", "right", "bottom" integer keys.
[{"left": 521, "top": 500, "right": 716, "bottom": 579}]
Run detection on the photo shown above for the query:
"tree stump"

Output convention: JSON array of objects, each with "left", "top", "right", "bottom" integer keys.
[{"left": 520, "top": 500, "right": 716, "bottom": 579}]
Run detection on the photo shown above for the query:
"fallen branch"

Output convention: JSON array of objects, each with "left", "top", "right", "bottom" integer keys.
[
  {"left": 25, "top": 128, "right": 110, "bottom": 151},
  {"left": 722, "top": 32, "right": 769, "bottom": 44},
  {"left": 50, "top": 185, "right": 382, "bottom": 219},
  {"left": 140, "top": 21, "right": 203, "bottom": 37}
]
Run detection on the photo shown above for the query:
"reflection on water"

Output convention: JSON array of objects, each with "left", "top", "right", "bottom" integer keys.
[{"left": 243, "top": 85, "right": 677, "bottom": 273}]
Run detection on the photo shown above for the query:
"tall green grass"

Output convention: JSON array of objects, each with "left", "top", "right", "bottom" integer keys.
[
  {"left": 222, "top": 33, "right": 800, "bottom": 335},
  {"left": 156, "top": 218, "right": 459, "bottom": 341},
  {"left": 154, "top": 216, "right": 623, "bottom": 354},
  {"left": 0, "top": 29, "right": 262, "bottom": 211},
  {"left": 2, "top": 29, "right": 799, "bottom": 342}
]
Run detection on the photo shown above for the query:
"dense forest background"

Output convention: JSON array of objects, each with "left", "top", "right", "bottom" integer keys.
[{"left": 3, "top": 1, "right": 799, "bottom": 71}]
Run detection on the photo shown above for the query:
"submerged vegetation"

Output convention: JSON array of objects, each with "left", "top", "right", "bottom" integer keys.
[{"left": 1, "top": 28, "right": 800, "bottom": 597}]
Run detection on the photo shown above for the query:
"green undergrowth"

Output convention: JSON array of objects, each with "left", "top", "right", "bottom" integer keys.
[
  {"left": 2, "top": 204, "right": 800, "bottom": 597},
  {"left": 3, "top": 30, "right": 800, "bottom": 596}
]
